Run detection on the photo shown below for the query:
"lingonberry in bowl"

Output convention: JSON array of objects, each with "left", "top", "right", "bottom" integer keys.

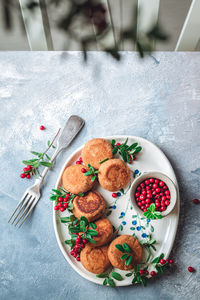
[{"left": 130, "top": 171, "right": 177, "bottom": 218}]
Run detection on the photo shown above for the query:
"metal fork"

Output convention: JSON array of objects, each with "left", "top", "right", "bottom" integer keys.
[{"left": 8, "top": 115, "right": 84, "bottom": 228}]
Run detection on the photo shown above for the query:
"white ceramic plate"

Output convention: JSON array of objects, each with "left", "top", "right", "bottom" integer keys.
[{"left": 53, "top": 136, "right": 180, "bottom": 286}]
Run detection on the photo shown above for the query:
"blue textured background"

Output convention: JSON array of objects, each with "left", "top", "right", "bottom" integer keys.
[{"left": 0, "top": 52, "right": 199, "bottom": 300}]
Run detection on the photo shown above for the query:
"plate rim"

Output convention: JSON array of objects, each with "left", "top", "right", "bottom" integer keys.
[{"left": 53, "top": 135, "right": 180, "bottom": 286}]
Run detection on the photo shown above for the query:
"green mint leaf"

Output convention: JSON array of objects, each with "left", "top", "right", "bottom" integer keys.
[
  {"left": 50, "top": 195, "right": 57, "bottom": 201},
  {"left": 80, "top": 220, "right": 86, "bottom": 232},
  {"left": 122, "top": 243, "right": 131, "bottom": 253},
  {"left": 52, "top": 189, "right": 62, "bottom": 195},
  {"left": 141, "top": 276, "right": 147, "bottom": 287},
  {"left": 83, "top": 171, "right": 93, "bottom": 176},
  {"left": 87, "top": 238, "right": 96, "bottom": 244},
  {"left": 115, "top": 244, "right": 125, "bottom": 252},
  {"left": 87, "top": 229, "right": 98, "bottom": 236},
  {"left": 91, "top": 175, "right": 96, "bottom": 182},
  {"left": 132, "top": 276, "right": 137, "bottom": 284},
  {"left": 127, "top": 143, "right": 138, "bottom": 151},
  {"left": 107, "top": 277, "right": 115, "bottom": 287},
  {"left": 52, "top": 145, "right": 56, "bottom": 149},
  {"left": 80, "top": 216, "right": 89, "bottom": 225},
  {"left": 103, "top": 278, "right": 108, "bottom": 285},
  {"left": 89, "top": 223, "right": 97, "bottom": 229},
  {"left": 125, "top": 273, "right": 132, "bottom": 277},
  {"left": 120, "top": 188, "right": 125, "bottom": 194},
  {"left": 106, "top": 210, "right": 112, "bottom": 216},
  {"left": 134, "top": 264, "right": 140, "bottom": 273},
  {"left": 78, "top": 193, "right": 85, "bottom": 197},
  {"left": 31, "top": 151, "right": 42, "bottom": 157},
  {"left": 111, "top": 272, "right": 123, "bottom": 281},
  {"left": 121, "top": 254, "right": 129, "bottom": 260},
  {"left": 60, "top": 217, "right": 71, "bottom": 223},
  {"left": 96, "top": 273, "right": 108, "bottom": 278},
  {"left": 111, "top": 139, "right": 116, "bottom": 147},
  {"left": 40, "top": 161, "right": 53, "bottom": 167},
  {"left": 125, "top": 255, "right": 133, "bottom": 266},
  {"left": 112, "top": 147, "right": 118, "bottom": 155},
  {"left": 149, "top": 203, "right": 156, "bottom": 212},
  {"left": 45, "top": 153, "right": 51, "bottom": 160}
]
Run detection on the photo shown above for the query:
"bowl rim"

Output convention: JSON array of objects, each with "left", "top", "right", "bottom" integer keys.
[{"left": 130, "top": 171, "right": 178, "bottom": 218}]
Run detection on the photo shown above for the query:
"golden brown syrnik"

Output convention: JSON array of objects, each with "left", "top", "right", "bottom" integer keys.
[
  {"left": 88, "top": 218, "right": 113, "bottom": 247},
  {"left": 108, "top": 235, "right": 143, "bottom": 270},
  {"left": 73, "top": 191, "right": 106, "bottom": 222},
  {"left": 82, "top": 138, "right": 113, "bottom": 170},
  {"left": 80, "top": 244, "right": 111, "bottom": 274},
  {"left": 62, "top": 164, "right": 95, "bottom": 194},
  {"left": 98, "top": 158, "right": 130, "bottom": 191}
]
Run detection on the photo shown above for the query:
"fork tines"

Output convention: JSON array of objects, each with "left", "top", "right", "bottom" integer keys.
[{"left": 8, "top": 193, "right": 36, "bottom": 228}]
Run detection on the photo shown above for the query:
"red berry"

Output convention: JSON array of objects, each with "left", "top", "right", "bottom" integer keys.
[
  {"left": 161, "top": 206, "right": 166, "bottom": 211},
  {"left": 79, "top": 157, "right": 83, "bottom": 162},
  {"left": 145, "top": 270, "right": 149, "bottom": 275},
  {"left": 165, "top": 200, "right": 170, "bottom": 206},
  {"left": 163, "top": 185, "right": 167, "bottom": 190},
  {"left": 58, "top": 197, "right": 63, "bottom": 202},
  {"left": 138, "top": 202, "right": 142, "bottom": 207},
  {"left": 74, "top": 244, "right": 79, "bottom": 250},
  {"left": 70, "top": 251, "right": 74, "bottom": 256},
  {"left": 188, "top": 266, "right": 195, "bottom": 272},
  {"left": 135, "top": 192, "right": 140, "bottom": 197},
  {"left": 142, "top": 190, "right": 146, "bottom": 195},
  {"left": 155, "top": 179, "right": 159, "bottom": 184},
  {"left": 139, "top": 270, "right": 144, "bottom": 275},
  {"left": 63, "top": 198, "right": 68, "bottom": 202},
  {"left": 169, "top": 259, "right": 173, "bottom": 264},
  {"left": 20, "top": 173, "right": 26, "bottom": 178},
  {"left": 141, "top": 200, "right": 146, "bottom": 205},
  {"left": 76, "top": 161, "right": 81, "bottom": 164},
  {"left": 82, "top": 239, "right": 88, "bottom": 244},
  {"left": 26, "top": 174, "right": 30, "bottom": 179},
  {"left": 80, "top": 244, "right": 85, "bottom": 249},
  {"left": 81, "top": 168, "right": 86, "bottom": 173},
  {"left": 60, "top": 207, "right": 65, "bottom": 212},
  {"left": 160, "top": 259, "right": 166, "bottom": 265},
  {"left": 116, "top": 142, "right": 121, "bottom": 146},
  {"left": 193, "top": 198, "right": 199, "bottom": 204},
  {"left": 54, "top": 206, "right": 59, "bottom": 210},
  {"left": 159, "top": 181, "right": 165, "bottom": 187},
  {"left": 162, "top": 196, "right": 166, "bottom": 201},
  {"left": 76, "top": 257, "right": 80, "bottom": 261},
  {"left": 156, "top": 188, "right": 161, "bottom": 193},
  {"left": 140, "top": 195, "right": 145, "bottom": 201},
  {"left": 63, "top": 203, "right": 68, "bottom": 208},
  {"left": 149, "top": 178, "right": 154, "bottom": 183},
  {"left": 165, "top": 190, "right": 170, "bottom": 195},
  {"left": 141, "top": 206, "right": 145, "bottom": 210},
  {"left": 57, "top": 203, "right": 62, "bottom": 208},
  {"left": 143, "top": 208, "right": 147, "bottom": 212},
  {"left": 166, "top": 195, "right": 171, "bottom": 200},
  {"left": 112, "top": 193, "right": 117, "bottom": 198},
  {"left": 156, "top": 202, "right": 161, "bottom": 207},
  {"left": 145, "top": 180, "right": 150, "bottom": 185},
  {"left": 23, "top": 167, "right": 28, "bottom": 172},
  {"left": 137, "top": 187, "right": 141, "bottom": 191},
  {"left": 40, "top": 125, "right": 45, "bottom": 130},
  {"left": 146, "top": 186, "right": 150, "bottom": 190},
  {"left": 146, "top": 199, "right": 151, "bottom": 204},
  {"left": 140, "top": 183, "right": 145, "bottom": 188},
  {"left": 150, "top": 271, "right": 156, "bottom": 277},
  {"left": 153, "top": 184, "right": 158, "bottom": 189},
  {"left": 146, "top": 204, "right": 150, "bottom": 208},
  {"left": 166, "top": 259, "right": 169, "bottom": 263}
]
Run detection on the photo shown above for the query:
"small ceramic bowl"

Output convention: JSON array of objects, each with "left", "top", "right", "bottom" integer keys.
[{"left": 130, "top": 171, "right": 177, "bottom": 218}]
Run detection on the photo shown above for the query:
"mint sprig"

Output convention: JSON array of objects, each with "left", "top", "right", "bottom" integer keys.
[
  {"left": 143, "top": 203, "right": 162, "bottom": 220},
  {"left": 111, "top": 138, "right": 142, "bottom": 163},
  {"left": 96, "top": 271, "right": 123, "bottom": 287},
  {"left": 115, "top": 243, "right": 133, "bottom": 266},
  {"left": 83, "top": 164, "right": 99, "bottom": 181},
  {"left": 22, "top": 129, "right": 60, "bottom": 177}
]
